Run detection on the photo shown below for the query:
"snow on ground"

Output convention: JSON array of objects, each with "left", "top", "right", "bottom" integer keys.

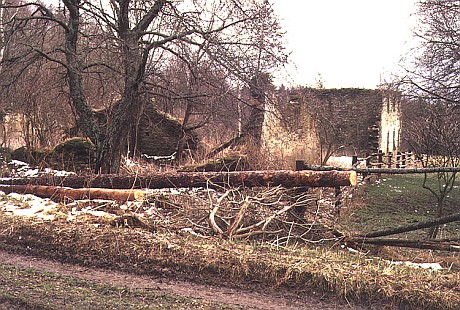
[
  {"left": 6, "top": 160, "right": 76, "bottom": 178},
  {"left": 0, "top": 192, "right": 58, "bottom": 221},
  {"left": 389, "top": 260, "right": 443, "bottom": 271}
]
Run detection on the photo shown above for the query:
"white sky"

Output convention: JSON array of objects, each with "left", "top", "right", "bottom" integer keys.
[
  {"left": 42, "top": 0, "right": 419, "bottom": 89},
  {"left": 271, "top": 0, "right": 419, "bottom": 89}
]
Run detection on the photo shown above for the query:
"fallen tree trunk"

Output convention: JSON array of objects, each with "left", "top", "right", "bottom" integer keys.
[
  {"left": 0, "top": 185, "right": 144, "bottom": 201},
  {"left": 342, "top": 212, "right": 460, "bottom": 252},
  {"left": 346, "top": 237, "right": 460, "bottom": 252},
  {"left": 0, "top": 170, "right": 357, "bottom": 189},
  {"left": 359, "top": 212, "right": 460, "bottom": 238},
  {"left": 355, "top": 167, "right": 460, "bottom": 174},
  {"left": 300, "top": 163, "right": 460, "bottom": 174},
  {"left": 206, "top": 134, "right": 245, "bottom": 159}
]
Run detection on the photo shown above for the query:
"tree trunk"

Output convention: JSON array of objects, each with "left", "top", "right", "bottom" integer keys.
[
  {"left": 346, "top": 237, "right": 460, "bottom": 252},
  {"left": 0, "top": 185, "right": 143, "bottom": 201},
  {"left": 95, "top": 30, "right": 144, "bottom": 173},
  {"left": 64, "top": 1, "right": 102, "bottom": 146},
  {"left": 429, "top": 198, "right": 445, "bottom": 239},
  {"left": 0, "top": 170, "right": 357, "bottom": 189},
  {"left": 358, "top": 211, "right": 460, "bottom": 238}
]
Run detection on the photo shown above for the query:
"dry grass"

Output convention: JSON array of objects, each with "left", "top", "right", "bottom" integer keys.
[
  {"left": 0, "top": 214, "right": 458, "bottom": 309},
  {"left": 0, "top": 263, "right": 232, "bottom": 309},
  {"left": 0, "top": 170, "right": 458, "bottom": 309}
]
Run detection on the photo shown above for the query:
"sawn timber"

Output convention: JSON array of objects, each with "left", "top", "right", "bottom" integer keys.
[{"left": 0, "top": 170, "right": 357, "bottom": 189}]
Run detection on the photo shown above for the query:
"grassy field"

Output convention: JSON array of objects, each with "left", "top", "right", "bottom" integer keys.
[{"left": 343, "top": 174, "right": 460, "bottom": 238}]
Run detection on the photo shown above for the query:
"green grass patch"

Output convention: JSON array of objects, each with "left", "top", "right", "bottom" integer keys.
[{"left": 344, "top": 174, "right": 460, "bottom": 238}]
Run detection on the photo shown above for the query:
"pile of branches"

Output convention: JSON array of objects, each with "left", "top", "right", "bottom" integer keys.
[
  {"left": 158, "top": 185, "right": 342, "bottom": 245},
  {"left": 146, "top": 186, "right": 460, "bottom": 251}
]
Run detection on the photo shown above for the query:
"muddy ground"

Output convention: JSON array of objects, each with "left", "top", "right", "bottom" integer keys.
[{"left": 0, "top": 248, "right": 369, "bottom": 309}]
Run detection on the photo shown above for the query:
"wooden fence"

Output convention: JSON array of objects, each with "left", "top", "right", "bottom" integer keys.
[
  {"left": 296, "top": 151, "right": 460, "bottom": 175},
  {"left": 353, "top": 151, "right": 418, "bottom": 169}
]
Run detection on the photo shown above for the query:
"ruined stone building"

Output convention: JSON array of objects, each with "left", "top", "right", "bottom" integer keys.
[{"left": 262, "top": 87, "right": 403, "bottom": 167}]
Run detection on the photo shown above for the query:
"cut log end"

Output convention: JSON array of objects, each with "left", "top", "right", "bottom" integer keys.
[{"left": 349, "top": 171, "right": 357, "bottom": 186}]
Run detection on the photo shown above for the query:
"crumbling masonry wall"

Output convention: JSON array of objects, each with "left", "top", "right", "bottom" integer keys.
[{"left": 262, "top": 88, "right": 402, "bottom": 166}]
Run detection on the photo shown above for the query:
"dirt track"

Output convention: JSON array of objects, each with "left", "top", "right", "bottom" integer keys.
[{"left": 0, "top": 249, "right": 366, "bottom": 309}]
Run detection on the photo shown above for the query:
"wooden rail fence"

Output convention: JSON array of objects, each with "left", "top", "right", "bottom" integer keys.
[{"left": 295, "top": 151, "right": 460, "bottom": 216}]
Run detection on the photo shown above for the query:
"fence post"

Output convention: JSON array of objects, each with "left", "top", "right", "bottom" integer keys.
[
  {"left": 352, "top": 155, "right": 358, "bottom": 167},
  {"left": 362, "top": 153, "right": 371, "bottom": 182},
  {"left": 401, "top": 152, "right": 406, "bottom": 168},
  {"left": 377, "top": 150, "right": 383, "bottom": 169},
  {"left": 365, "top": 153, "right": 371, "bottom": 168},
  {"left": 295, "top": 160, "right": 305, "bottom": 171},
  {"left": 377, "top": 150, "right": 383, "bottom": 180},
  {"left": 396, "top": 152, "right": 401, "bottom": 168},
  {"left": 407, "top": 151, "right": 413, "bottom": 168},
  {"left": 388, "top": 152, "right": 393, "bottom": 168}
]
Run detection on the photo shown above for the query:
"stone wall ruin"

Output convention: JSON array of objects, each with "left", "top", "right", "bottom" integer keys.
[{"left": 262, "top": 87, "right": 403, "bottom": 166}]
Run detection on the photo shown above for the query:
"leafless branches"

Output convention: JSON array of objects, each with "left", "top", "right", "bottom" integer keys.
[
  {"left": 206, "top": 186, "right": 335, "bottom": 244},
  {"left": 0, "top": 0, "right": 288, "bottom": 172},
  {"left": 402, "top": 0, "right": 460, "bottom": 106}
]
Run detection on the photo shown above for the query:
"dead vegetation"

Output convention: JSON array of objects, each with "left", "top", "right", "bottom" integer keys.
[
  {"left": 0, "top": 181, "right": 459, "bottom": 309},
  {"left": 0, "top": 213, "right": 459, "bottom": 310}
]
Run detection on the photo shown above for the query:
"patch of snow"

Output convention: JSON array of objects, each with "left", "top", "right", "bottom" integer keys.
[
  {"left": 43, "top": 168, "right": 75, "bottom": 177},
  {"left": 326, "top": 156, "right": 354, "bottom": 168},
  {"left": 124, "top": 157, "right": 136, "bottom": 167},
  {"left": 6, "top": 160, "right": 75, "bottom": 178},
  {"left": 390, "top": 261, "right": 443, "bottom": 271},
  {"left": 9, "top": 160, "right": 29, "bottom": 167},
  {"left": 0, "top": 193, "right": 59, "bottom": 221},
  {"left": 180, "top": 227, "right": 207, "bottom": 238},
  {"left": 85, "top": 210, "right": 113, "bottom": 218},
  {"left": 22, "top": 169, "right": 40, "bottom": 177}
]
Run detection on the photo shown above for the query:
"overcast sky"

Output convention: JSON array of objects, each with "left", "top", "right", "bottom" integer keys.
[
  {"left": 42, "top": 0, "right": 419, "bottom": 89},
  {"left": 271, "top": 0, "right": 419, "bottom": 89}
]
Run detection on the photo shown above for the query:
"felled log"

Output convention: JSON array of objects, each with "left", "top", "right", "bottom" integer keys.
[
  {"left": 299, "top": 163, "right": 460, "bottom": 174},
  {"left": 346, "top": 237, "right": 460, "bottom": 252},
  {"left": 342, "top": 212, "right": 460, "bottom": 252},
  {"left": 0, "top": 185, "right": 144, "bottom": 201},
  {"left": 359, "top": 212, "right": 460, "bottom": 238},
  {"left": 0, "top": 170, "right": 357, "bottom": 189}
]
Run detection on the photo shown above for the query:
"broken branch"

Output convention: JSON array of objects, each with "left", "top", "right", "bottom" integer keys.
[{"left": 347, "top": 237, "right": 460, "bottom": 252}]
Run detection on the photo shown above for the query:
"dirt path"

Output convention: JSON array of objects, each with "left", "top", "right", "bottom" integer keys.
[{"left": 0, "top": 250, "right": 366, "bottom": 309}]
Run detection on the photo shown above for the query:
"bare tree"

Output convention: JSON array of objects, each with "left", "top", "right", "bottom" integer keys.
[
  {"left": 151, "top": 54, "right": 241, "bottom": 162},
  {"left": 399, "top": 0, "right": 460, "bottom": 238},
  {"left": 403, "top": 0, "right": 459, "bottom": 106},
  {"left": 0, "top": 0, "right": 71, "bottom": 149},
  {"left": 0, "top": 0, "right": 287, "bottom": 173},
  {"left": 402, "top": 100, "right": 459, "bottom": 238}
]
